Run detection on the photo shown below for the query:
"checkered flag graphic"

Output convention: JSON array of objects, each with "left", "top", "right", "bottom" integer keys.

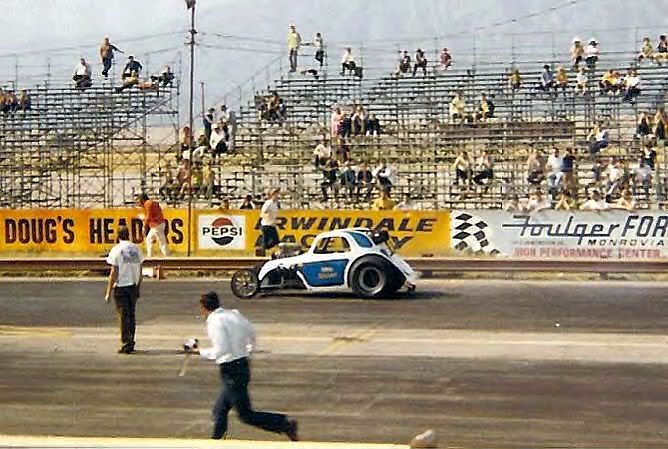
[{"left": 451, "top": 212, "right": 500, "bottom": 255}]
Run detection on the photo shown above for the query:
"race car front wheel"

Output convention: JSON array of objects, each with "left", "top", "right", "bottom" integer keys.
[
  {"left": 231, "top": 269, "right": 260, "bottom": 299},
  {"left": 349, "top": 256, "right": 400, "bottom": 299}
]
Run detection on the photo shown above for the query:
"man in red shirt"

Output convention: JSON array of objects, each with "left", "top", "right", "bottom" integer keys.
[{"left": 138, "top": 194, "right": 169, "bottom": 257}]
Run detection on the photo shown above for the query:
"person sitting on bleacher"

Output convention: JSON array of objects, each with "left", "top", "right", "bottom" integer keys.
[
  {"left": 240, "top": 194, "right": 255, "bottom": 210},
  {"left": 634, "top": 159, "right": 652, "bottom": 198},
  {"left": 638, "top": 37, "right": 655, "bottom": 63},
  {"left": 599, "top": 69, "right": 621, "bottom": 95},
  {"left": 341, "top": 48, "right": 357, "bottom": 76},
  {"left": 554, "top": 189, "right": 576, "bottom": 210},
  {"left": 453, "top": 151, "right": 472, "bottom": 187},
  {"left": 653, "top": 106, "right": 667, "bottom": 141},
  {"left": 440, "top": 47, "right": 452, "bottom": 71},
  {"left": 373, "top": 159, "right": 394, "bottom": 192},
  {"left": 636, "top": 112, "right": 652, "bottom": 137},
  {"left": 371, "top": 188, "right": 396, "bottom": 211},
  {"left": 340, "top": 160, "right": 357, "bottom": 200},
  {"left": 73, "top": 57, "right": 92, "bottom": 89},
  {"left": 115, "top": 55, "right": 142, "bottom": 93},
  {"left": 580, "top": 188, "right": 608, "bottom": 211},
  {"left": 546, "top": 148, "right": 564, "bottom": 196},
  {"left": 556, "top": 66, "right": 569, "bottom": 91},
  {"left": 18, "top": 90, "right": 31, "bottom": 111},
  {"left": 320, "top": 158, "right": 340, "bottom": 202},
  {"left": 313, "top": 138, "right": 331, "bottom": 168},
  {"left": 210, "top": 124, "right": 228, "bottom": 158},
  {"left": 570, "top": 37, "right": 584, "bottom": 70},
  {"left": 622, "top": 68, "right": 641, "bottom": 103},
  {"left": 352, "top": 106, "right": 368, "bottom": 136},
  {"left": 475, "top": 93, "right": 494, "bottom": 122},
  {"left": 657, "top": 34, "right": 667, "bottom": 55},
  {"left": 587, "top": 123, "right": 609, "bottom": 157},
  {"left": 449, "top": 92, "right": 466, "bottom": 123},
  {"left": 356, "top": 162, "right": 374, "bottom": 201},
  {"left": 413, "top": 48, "right": 428, "bottom": 77},
  {"left": 337, "top": 137, "right": 351, "bottom": 162},
  {"left": 472, "top": 150, "right": 494, "bottom": 188},
  {"left": 526, "top": 189, "right": 551, "bottom": 212},
  {"left": 338, "top": 112, "right": 352, "bottom": 139},
  {"left": 397, "top": 50, "right": 411, "bottom": 76},
  {"left": 526, "top": 148, "right": 546, "bottom": 185},
  {"left": 539, "top": 64, "right": 555, "bottom": 91},
  {"left": 331, "top": 107, "right": 343, "bottom": 137},
  {"left": 150, "top": 65, "right": 175, "bottom": 87},
  {"left": 584, "top": 38, "right": 599, "bottom": 70},
  {"left": 366, "top": 113, "right": 381, "bottom": 136},
  {"left": 509, "top": 67, "right": 522, "bottom": 91},
  {"left": 3, "top": 90, "right": 18, "bottom": 112}
]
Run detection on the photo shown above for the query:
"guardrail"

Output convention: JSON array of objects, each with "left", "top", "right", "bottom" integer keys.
[{"left": 1, "top": 257, "right": 667, "bottom": 277}]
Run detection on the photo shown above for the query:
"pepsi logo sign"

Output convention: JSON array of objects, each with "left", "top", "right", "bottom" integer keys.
[{"left": 198, "top": 215, "right": 246, "bottom": 250}]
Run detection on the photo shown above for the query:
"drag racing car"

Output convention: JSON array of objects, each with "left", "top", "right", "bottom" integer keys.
[{"left": 230, "top": 228, "right": 416, "bottom": 299}]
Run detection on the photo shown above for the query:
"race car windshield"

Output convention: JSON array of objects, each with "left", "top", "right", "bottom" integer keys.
[{"left": 313, "top": 236, "right": 351, "bottom": 254}]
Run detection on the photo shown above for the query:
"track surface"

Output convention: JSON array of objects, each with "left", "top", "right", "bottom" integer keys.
[{"left": 1, "top": 279, "right": 667, "bottom": 447}]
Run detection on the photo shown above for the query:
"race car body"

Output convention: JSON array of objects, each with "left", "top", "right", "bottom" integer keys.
[{"left": 231, "top": 228, "right": 416, "bottom": 299}]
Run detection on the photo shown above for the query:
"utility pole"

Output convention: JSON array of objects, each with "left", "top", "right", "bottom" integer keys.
[{"left": 186, "top": 0, "right": 197, "bottom": 256}]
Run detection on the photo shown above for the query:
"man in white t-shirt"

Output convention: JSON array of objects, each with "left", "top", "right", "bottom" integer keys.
[
  {"left": 546, "top": 148, "right": 563, "bottom": 195},
  {"left": 580, "top": 189, "right": 609, "bottom": 211},
  {"left": 260, "top": 188, "right": 281, "bottom": 253},
  {"left": 313, "top": 139, "right": 331, "bottom": 168},
  {"left": 105, "top": 225, "right": 143, "bottom": 354}
]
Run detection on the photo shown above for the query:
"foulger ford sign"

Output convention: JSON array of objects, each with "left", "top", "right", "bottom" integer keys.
[{"left": 451, "top": 210, "right": 668, "bottom": 260}]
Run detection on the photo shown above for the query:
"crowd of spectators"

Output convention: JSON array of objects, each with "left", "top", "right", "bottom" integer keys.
[{"left": 0, "top": 88, "right": 31, "bottom": 113}]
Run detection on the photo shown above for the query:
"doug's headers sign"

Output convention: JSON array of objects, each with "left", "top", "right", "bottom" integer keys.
[{"left": 0, "top": 209, "right": 186, "bottom": 254}]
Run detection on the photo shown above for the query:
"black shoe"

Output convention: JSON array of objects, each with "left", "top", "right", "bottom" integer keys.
[{"left": 286, "top": 418, "right": 299, "bottom": 441}]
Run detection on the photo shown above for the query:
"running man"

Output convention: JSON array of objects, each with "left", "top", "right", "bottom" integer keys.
[{"left": 138, "top": 193, "right": 169, "bottom": 257}]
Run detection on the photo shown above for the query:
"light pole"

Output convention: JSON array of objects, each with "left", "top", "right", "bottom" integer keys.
[{"left": 186, "top": 0, "right": 196, "bottom": 256}]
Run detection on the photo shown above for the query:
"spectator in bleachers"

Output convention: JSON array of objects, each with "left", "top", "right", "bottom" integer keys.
[
  {"left": 340, "top": 160, "right": 356, "bottom": 200},
  {"left": 287, "top": 24, "right": 302, "bottom": 73},
  {"left": 373, "top": 160, "right": 393, "bottom": 192},
  {"left": 554, "top": 189, "right": 576, "bottom": 210},
  {"left": 509, "top": 67, "right": 522, "bottom": 91},
  {"left": 570, "top": 37, "right": 584, "bottom": 70},
  {"left": 449, "top": 92, "right": 465, "bottom": 123},
  {"left": 2, "top": 90, "right": 18, "bottom": 112},
  {"left": 150, "top": 65, "right": 175, "bottom": 87},
  {"left": 397, "top": 50, "right": 411, "bottom": 76},
  {"left": 587, "top": 123, "right": 609, "bottom": 156},
  {"left": 371, "top": 188, "right": 396, "bottom": 210},
  {"left": 604, "top": 158, "right": 624, "bottom": 202},
  {"left": 73, "top": 57, "right": 92, "bottom": 89},
  {"left": 633, "top": 159, "right": 652, "bottom": 198},
  {"left": 473, "top": 150, "right": 494, "bottom": 187},
  {"left": 439, "top": 47, "right": 452, "bottom": 71},
  {"left": 636, "top": 112, "right": 652, "bottom": 137},
  {"left": 313, "top": 32, "right": 325, "bottom": 67},
  {"left": 203, "top": 107, "right": 215, "bottom": 142},
  {"left": 313, "top": 138, "right": 331, "bottom": 168},
  {"left": 622, "top": 68, "right": 641, "bottom": 103},
  {"left": 329, "top": 107, "right": 343, "bottom": 138},
  {"left": 99, "top": 36, "right": 123, "bottom": 78},
  {"left": 526, "top": 148, "right": 545, "bottom": 185},
  {"left": 179, "top": 126, "right": 193, "bottom": 156},
  {"left": 503, "top": 194, "right": 524, "bottom": 212},
  {"left": 638, "top": 37, "right": 655, "bottom": 63},
  {"left": 585, "top": 38, "right": 599, "bottom": 70},
  {"left": 556, "top": 66, "right": 569, "bottom": 92},
  {"left": 199, "top": 161, "right": 213, "bottom": 199},
  {"left": 527, "top": 189, "right": 551, "bottom": 212},
  {"left": 561, "top": 147, "right": 576, "bottom": 195},
  {"left": 367, "top": 114, "right": 381, "bottom": 136},
  {"left": 657, "top": 34, "right": 667, "bottom": 54},
  {"left": 352, "top": 106, "right": 368, "bottom": 136},
  {"left": 413, "top": 48, "right": 428, "bottom": 77},
  {"left": 341, "top": 48, "right": 358, "bottom": 77},
  {"left": 210, "top": 123, "right": 228, "bottom": 158},
  {"left": 580, "top": 188, "right": 608, "bottom": 210},
  {"left": 539, "top": 64, "right": 555, "bottom": 91},
  {"left": 546, "top": 148, "right": 563, "bottom": 196},
  {"left": 115, "top": 55, "right": 142, "bottom": 93},
  {"left": 240, "top": 194, "right": 255, "bottom": 210},
  {"left": 338, "top": 138, "right": 351, "bottom": 162},
  {"left": 642, "top": 142, "right": 657, "bottom": 170},
  {"left": 220, "top": 104, "right": 237, "bottom": 148},
  {"left": 356, "top": 162, "right": 374, "bottom": 201},
  {"left": 159, "top": 164, "right": 179, "bottom": 201},
  {"left": 320, "top": 158, "right": 340, "bottom": 202},
  {"left": 176, "top": 159, "right": 192, "bottom": 199},
  {"left": 17, "top": 90, "right": 31, "bottom": 111},
  {"left": 453, "top": 150, "right": 472, "bottom": 187},
  {"left": 339, "top": 112, "right": 352, "bottom": 139},
  {"left": 396, "top": 193, "right": 416, "bottom": 210},
  {"left": 612, "top": 189, "right": 635, "bottom": 210},
  {"left": 653, "top": 106, "right": 666, "bottom": 141},
  {"left": 191, "top": 133, "right": 209, "bottom": 163},
  {"left": 475, "top": 93, "right": 494, "bottom": 122},
  {"left": 575, "top": 67, "right": 588, "bottom": 95},
  {"left": 599, "top": 69, "right": 621, "bottom": 94}
]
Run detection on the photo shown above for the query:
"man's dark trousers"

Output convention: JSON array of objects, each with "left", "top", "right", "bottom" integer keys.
[
  {"left": 212, "top": 357, "right": 290, "bottom": 439},
  {"left": 114, "top": 285, "right": 138, "bottom": 351}
]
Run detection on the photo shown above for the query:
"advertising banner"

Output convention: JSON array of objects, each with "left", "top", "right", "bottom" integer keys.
[
  {"left": 451, "top": 210, "right": 668, "bottom": 260},
  {"left": 196, "top": 210, "right": 451, "bottom": 256},
  {"left": 0, "top": 209, "right": 188, "bottom": 254}
]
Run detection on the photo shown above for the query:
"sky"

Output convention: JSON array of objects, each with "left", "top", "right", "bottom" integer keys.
[{"left": 0, "top": 0, "right": 665, "bottom": 112}]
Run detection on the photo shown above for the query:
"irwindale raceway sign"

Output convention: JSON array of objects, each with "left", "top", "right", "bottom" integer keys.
[{"left": 451, "top": 210, "right": 668, "bottom": 260}]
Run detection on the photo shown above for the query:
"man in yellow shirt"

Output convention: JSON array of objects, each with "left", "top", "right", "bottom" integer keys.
[
  {"left": 287, "top": 24, "right": 302, "bottom": 72},
  {"left": 371, "top": 189, "right": 396, "bottom": 210}
]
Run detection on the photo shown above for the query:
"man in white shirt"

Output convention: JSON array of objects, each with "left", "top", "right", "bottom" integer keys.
[
  {"left": 341, "top": 47, "right": 356, "bottom": 76},
  {"left": 260, "top": 188, "right": 281, "bottom": 253},
  {"left": 526, "top": 189, "right": 551, "bottom": 212},
  {"left": 585, "top": 38, "right": 600, "bottom": 69},
  {"left": 195, "top": 291, "right": 298, "bottom": 440},
  {"left": 104, "top": 226, "right": 143, "bottom": 354},
  {"left": 73, "top": 57, "right": 92, "bottom": 89},
  {"left": 546, "top": 148, "right": 563, "bottom": 195},
  {"left": 313, "top": 138, "right": 331, "bottom": 168},
  {"left": 580, "top": 189, "right": 609, "bottom": 211}
]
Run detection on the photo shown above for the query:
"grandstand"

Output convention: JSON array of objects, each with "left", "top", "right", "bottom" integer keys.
[{"left": 1, "top": 32, "right": 666, "bottom": 211}]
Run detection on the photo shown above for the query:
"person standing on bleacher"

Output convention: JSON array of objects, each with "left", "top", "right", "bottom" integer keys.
[
  {"left": 99, "top": 36, "right": 123, "bottom": 79},
  {"left": 287, "top": 24, "right": 302, "bottom": 73}
]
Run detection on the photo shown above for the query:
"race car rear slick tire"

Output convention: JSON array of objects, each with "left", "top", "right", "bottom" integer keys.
[
  {"left": 349, "top": 256, "right": 399, "bottom": 299},
  {"left": 231, "top": 269, "right": 260, "bottom": 299}
]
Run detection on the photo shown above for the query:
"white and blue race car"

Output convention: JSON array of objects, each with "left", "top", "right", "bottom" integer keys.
[{"left": 230, "top": 228, "right": 416, "bottom": 299}]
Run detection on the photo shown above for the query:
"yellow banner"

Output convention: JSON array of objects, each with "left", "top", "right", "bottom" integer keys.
[
  {"left": 0, "top": 209, "right": 188, "bottom": 254},
  {"left": 196, "top": 209, "right": 451, "bottom": 256}
]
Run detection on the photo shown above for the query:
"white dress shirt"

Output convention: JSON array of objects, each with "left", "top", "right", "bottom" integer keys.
[
  {"left": 260, "top": 199, "right": 279, "bottom": 226},
  {"left": 106, "top": 240, "right": 143, "bottom": 287},
  {"left": 200, "top": 308, "right": 256, "bottom": 365}
]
